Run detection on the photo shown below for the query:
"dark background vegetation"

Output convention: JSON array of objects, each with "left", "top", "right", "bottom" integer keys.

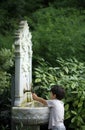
[{"left": 0, "top": 0, "right": 85, "bottom": 129}]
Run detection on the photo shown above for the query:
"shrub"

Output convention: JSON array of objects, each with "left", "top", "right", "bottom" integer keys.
[
  {"left": 0, "top": 48, "right": 14, "bottom": 94},
  {"left": 0, "top": 48, "right": 14, "bottom": 130},
  {"left": 28, "top": 7, "right": 85, "bottom": 65}
]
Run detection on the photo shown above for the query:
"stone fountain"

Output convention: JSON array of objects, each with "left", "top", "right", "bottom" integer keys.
[{"left": 12, "top": 21, "right": 49, "bottom": 130}]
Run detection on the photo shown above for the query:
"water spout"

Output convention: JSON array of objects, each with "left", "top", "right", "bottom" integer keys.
[
  {"left": 27, "top": 92, "right": 33, "bottom": 102},
  {"left": 23, "top": 89, "right": 33, "bottom": 102},
  {"left": 23, "top": 89, "right": 31, "bottom": 93}
]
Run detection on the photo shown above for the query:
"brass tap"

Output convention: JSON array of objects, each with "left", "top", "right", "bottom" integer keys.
[
  {"left": 23, "top": 88, "right": 34, "bottom": 94},
  {"left": 23, "top": 89, "right": 31, "bottom": 93}
]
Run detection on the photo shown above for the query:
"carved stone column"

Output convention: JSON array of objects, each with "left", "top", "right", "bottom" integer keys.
[{"left": 14, "top": 21, "right": 32, "bottom": 106}]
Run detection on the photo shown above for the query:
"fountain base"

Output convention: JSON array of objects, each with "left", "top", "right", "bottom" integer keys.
[{"left": 12, "top": 101, "right": 49, "bottom": 130}]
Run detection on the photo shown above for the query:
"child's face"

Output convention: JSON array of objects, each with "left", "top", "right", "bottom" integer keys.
[{"left": 50, "top": 92, "right": 56, "bottom": 99}]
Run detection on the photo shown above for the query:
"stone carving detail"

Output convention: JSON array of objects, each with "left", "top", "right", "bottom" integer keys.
[{"left": 14, "top": 21, "right": 32, "bottom": 106}]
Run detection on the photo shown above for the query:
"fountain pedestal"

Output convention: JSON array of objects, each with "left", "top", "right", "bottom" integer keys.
[{"left": 12, "top": 101, "right": 49, "bottom": 130}]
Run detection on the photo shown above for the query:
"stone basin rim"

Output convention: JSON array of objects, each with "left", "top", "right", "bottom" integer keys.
[{"left": 12, "top": 106, "right": 49, "bottom": 109}]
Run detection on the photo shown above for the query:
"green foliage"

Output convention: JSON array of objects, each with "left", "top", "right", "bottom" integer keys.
[
  {"left": 0, "top": 48, "right": 14, "bottom": 94},
  {"left": 0, "top": 0, "right": 25, "bottom": 18},
  {"left": 0, "top": 48, "right": 14, "bottom": 130},
  {"left": 0, "top": 48, "right": 14, "bottom": 71},
  {"left": 0, "top": 34, "right": 14, "bottom": 49},
  {"left": 29, "top": 7, "right": 85, "bottom": 65},
  {"left": 24, "top": 0, "right": 44, "bottom": 14},
  {"left": 0, "top": 0, "right": 44, "bottom": 36},
  {"left": 44, "top": 0, "right": 85, "bottom": 8},
  {"left": 0, "top": 88, "right": 11, "bottom": 130},
  {"left": 33, "top": 57, "right": 85, "bottom": 129},
  {"left": 50, "top": 0, "right": 79, "bottom": 8},
  {"left": 0, "top": 8, "right": 19, "bottom": 35}
]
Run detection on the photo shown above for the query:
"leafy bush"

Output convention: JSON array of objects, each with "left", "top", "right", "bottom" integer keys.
[
  {"left": 0, "top": 48, "right": 14, "bottom": 130},
  {"left": 0, "top": 48, "right": 14, "bottom": 94},
  {"left": 0, "top": 34, "right": 14, "bottom": 49},
  {"left": 28, "top": 7, "right": 85, "bottom": 65},
  {"left": 33, "top": 57, "right": 85, "bottom": 129},
  {"left": 50, "top": 0, "right": 84, "bottom": 8}
]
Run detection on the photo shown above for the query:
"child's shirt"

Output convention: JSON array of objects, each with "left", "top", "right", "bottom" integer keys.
[{"left": 46, "top": 99, "right": 65, "bottom": 129}]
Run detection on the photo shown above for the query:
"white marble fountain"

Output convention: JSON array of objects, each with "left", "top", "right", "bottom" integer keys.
[{"left": 12, "top": 21, "right": 49, "bottom": 130}]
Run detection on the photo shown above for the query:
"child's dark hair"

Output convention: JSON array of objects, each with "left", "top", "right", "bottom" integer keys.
[{"left": 50, "top": 85, "right": 65, "bottom": 100}]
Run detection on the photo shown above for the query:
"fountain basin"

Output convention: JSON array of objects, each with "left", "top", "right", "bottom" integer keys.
[{"left": 12, "top": 101, "right": 49, "bottom": 125}]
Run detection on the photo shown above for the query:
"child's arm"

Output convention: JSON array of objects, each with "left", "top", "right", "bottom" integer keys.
[{"left": 32, "top": 93, "right": 47, "bottom": 105}]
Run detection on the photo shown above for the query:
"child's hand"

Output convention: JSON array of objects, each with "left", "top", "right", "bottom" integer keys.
[
  {"left": 32, "top": 93, "right": 38, "bottom": 100},
  {"left": 32, "top": 93, "right": 47, "bottom": 105}
]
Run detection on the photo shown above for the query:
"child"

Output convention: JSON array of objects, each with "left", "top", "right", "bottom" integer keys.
[{"left": 32, "top": 85, "right": 66, "bottom": 130}]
